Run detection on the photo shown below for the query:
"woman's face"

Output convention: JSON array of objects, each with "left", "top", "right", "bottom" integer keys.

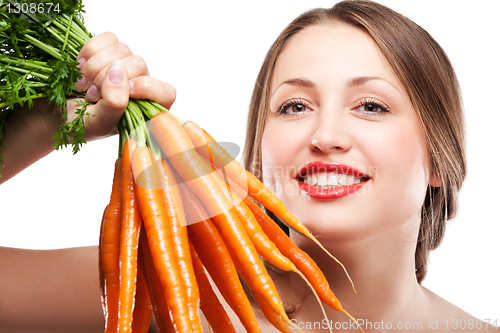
[{"left": 261, "top": 23, "right": 434, "bottom": 241}]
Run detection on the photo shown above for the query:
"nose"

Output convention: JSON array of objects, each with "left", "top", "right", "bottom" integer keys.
[{"left": 309, "top": 110, "right": 352, "bottom": 154}]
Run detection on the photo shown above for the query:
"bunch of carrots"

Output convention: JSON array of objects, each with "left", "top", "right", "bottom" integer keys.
[
  {"left": 99, "top": 107, "right": 361, "bottom": 333},
  {"left": 0, "top": 1, "right": 360, "bottom": 332}
]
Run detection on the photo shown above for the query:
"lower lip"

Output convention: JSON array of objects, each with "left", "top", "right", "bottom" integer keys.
[{"left": 297, "top": 180, "right": 369, "bottom": 199}]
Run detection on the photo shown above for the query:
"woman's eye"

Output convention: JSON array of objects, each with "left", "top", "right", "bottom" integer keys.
[
  {"left": 289, "top": 104, "right": 307, "bottom": 113},
  {"left": 278, "top": 99, "right": 312, "bottom": 116},
  {"left": 354, "top": 99, "right": 389, "bottom": 116},
  {"left": 361, "top": 103, "right": 383, "bottom": 112}
]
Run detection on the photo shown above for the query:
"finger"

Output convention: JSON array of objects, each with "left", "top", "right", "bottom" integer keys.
[
  {"left": 76, "top": 42, "right": 132, "bottom": 92},
  {"left": 77, "top": 32, "right": 118, "bottom": 63},
  {"left": 129, "top": 77, "right": 176, "bottom": 110},
  {"left": 75, "top": 32, "right": 118, "bottom": 90},
  {"left": 84, "top": 60, "right": 130, "bottom": 140},
  {"left": 85, "top": 54, "right": 149, "bottom": 103}
]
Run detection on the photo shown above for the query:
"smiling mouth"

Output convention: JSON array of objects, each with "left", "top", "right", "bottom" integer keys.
[
  {"left": 295, "top": 162, "right": 371, "bottom": 199},
  {"left": 297, "top": 171, "right": 369, "bottom": 189}
]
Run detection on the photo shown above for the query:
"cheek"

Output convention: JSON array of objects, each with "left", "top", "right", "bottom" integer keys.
[
  {"left": 261, "top": 125, "right": 284, "bottom": 192},
  {"left": 261, "top": 121, "right": 303, "bottom": 193},
  {"left": 364, "top": 123, "right": 430, "bottom": 222}
]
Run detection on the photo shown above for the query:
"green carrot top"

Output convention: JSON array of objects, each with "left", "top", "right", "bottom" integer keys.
[
  {"left": 0, "top": 0, "right": 181, "bottom": 176},
  {"left": 0, "top": 0, "right": 92, "bottom": 168}
]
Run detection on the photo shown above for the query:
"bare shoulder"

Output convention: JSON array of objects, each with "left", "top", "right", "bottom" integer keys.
[{"left": 421, "top": 286, "right": 498, "bottom": 332}]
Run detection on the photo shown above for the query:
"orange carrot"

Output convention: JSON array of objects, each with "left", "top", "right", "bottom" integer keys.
[
  {"left": 150, "top": 111, "right": 289, "bottom": 325},
  {"left": 157, "top": 159, "right": 202, "bottom": 332},
  {"left": 182, "top": 121, "right": 354, "bottom": 290},
  {"left": 238, "top": 187, "right": 360, "bottom": 328},
  {"left": 98, "top": 204, "right": 108, "bottom": 319},
  {"left": 221, "top": 172, "right": 334, "bottom": 333},
  {"left": 190, "top": 242, "right": 237, "bottom": 333},
  {"left": 214, "top": 168, "right": 296, "bottom": 273},
  {"left": 130, "top": 145, "right": 191, "bottom": 333},
  {"left": 119, "top": 139, "right": 142, "bottom": 333},
  {"left": 132, "top": 253, "right": 153, "bottom": 333},
  {"left": 139, "top": 229, "right": 176, "bottom": 333},
  {"left": 100, "top": 158, "right": 123, "bottom": 332},
  {"left": 254, "top": 294, "right": 293, "bottom": 333},
  {"left": 230, "top": 253, "right": 293, "bottom": 333},
  {"left": 247, "top": 195, "right": 342, "bottom": 307},
  {"left": 179, "top": 179, "right": 261, "bottom": 333}
]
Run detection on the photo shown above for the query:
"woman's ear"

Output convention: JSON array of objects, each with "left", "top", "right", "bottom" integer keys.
[{"left": 429, "top": 170, "right": 443, "bottom": 187}]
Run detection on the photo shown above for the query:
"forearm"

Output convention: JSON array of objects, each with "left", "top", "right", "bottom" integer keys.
[
  {"left": 0, "top": 99, "right": 62, "bottom": 184},
  {"left": 0, "top": 246, "right": 104, "bottom": 333}
]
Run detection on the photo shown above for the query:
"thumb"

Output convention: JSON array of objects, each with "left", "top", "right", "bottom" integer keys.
[{"left": 84, "top": 60, "right": 130, "bottom": 140}]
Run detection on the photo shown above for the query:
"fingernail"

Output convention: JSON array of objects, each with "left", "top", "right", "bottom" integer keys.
[
  {"left": 85, "top": 84, "right": 98, "bottom": 102},
  {"left": 75, "top": 74, "right": 87, "bottom": 91},
  {"left": 77, "top": 57, "right": 86, "bottom": 69},
  {"left": 129, "top": 80, "right": 134, "bottom": 91},
  {"left": 108, "top": 60, "right": 124, "bottom": 85}
]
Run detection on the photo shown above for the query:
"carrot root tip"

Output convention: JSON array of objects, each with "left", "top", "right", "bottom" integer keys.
[{"left": 342, "top": 309, "right": 364, "bottom": 333}]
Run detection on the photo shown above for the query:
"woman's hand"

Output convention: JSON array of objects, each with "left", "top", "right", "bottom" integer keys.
[
  {"left": 70, "top": 31, "right": 176, "bottom": 141},
  {"left": 0, "top": 32, "right": 176, "bottom": 183}
]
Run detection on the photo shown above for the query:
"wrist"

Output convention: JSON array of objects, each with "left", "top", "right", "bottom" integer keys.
[
  {"left": 0, "top": 99, "right": 63, "bottom": 183},
  {"left": 27, "top": 99, "right": 65, "bottom": 142}
]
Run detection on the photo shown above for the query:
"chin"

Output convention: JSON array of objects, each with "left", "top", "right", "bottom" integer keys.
[{"left": 289, "top": 204, "right": 369, "bottom": 242}]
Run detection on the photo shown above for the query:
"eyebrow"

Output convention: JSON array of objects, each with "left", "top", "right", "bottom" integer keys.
[
  {"left": 272, "top": 75, "right": 401, "bottom": 95},
  {"left": 347, "top": 76, "right": 401, "bottom": 92},
  {"left": 271, "top": 77, "right": 316, "bottom": 95}
]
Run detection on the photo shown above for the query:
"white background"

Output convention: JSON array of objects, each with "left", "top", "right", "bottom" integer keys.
[{"left": 1, "top": 0, "right": 498, "bottom": 323}]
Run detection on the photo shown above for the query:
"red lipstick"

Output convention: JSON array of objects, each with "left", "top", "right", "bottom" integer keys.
[{"left": 296, "top": 161, "right": 370, "bottom": 200}]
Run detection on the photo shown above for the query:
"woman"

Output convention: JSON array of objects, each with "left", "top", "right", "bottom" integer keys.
[
  {"left": 239, "top": 1, "right": 487, "bottom": 331},
  {"left": 0, "top": 0, "right": 496, "bottom": 332}
]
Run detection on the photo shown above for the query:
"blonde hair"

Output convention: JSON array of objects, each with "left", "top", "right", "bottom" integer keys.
[{"left": 242, "top": 0, "right": 466, "bottom": 283}]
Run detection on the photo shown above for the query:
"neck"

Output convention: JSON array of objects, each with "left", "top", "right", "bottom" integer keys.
[{"left": 288, "top": 216, "right": 424, "bottom": 326}]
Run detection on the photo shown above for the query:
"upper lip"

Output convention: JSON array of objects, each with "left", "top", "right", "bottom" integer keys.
[{"left": 295, "top": 161, "right": 370, "bottom": 181}]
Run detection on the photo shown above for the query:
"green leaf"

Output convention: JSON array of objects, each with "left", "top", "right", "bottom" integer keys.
[
  {"left": 44, "top": 51, "right": 81, "bottom": 118},
  {"left": 52, "top": 98, "right": 92, "bottom": 154},
  {"left": 0, "top": 0, "right": 91, "bottom": 176}
]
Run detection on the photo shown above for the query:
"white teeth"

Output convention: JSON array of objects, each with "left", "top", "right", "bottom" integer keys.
[
  {"left": 338, "top": 174, "right": 347, "bottom": 186},
  {"left": 302, "top": 172, "right": 364, "bottom": 188},
  {"left": 327, "top": 174, "right": 338, "bottom": 186}
]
